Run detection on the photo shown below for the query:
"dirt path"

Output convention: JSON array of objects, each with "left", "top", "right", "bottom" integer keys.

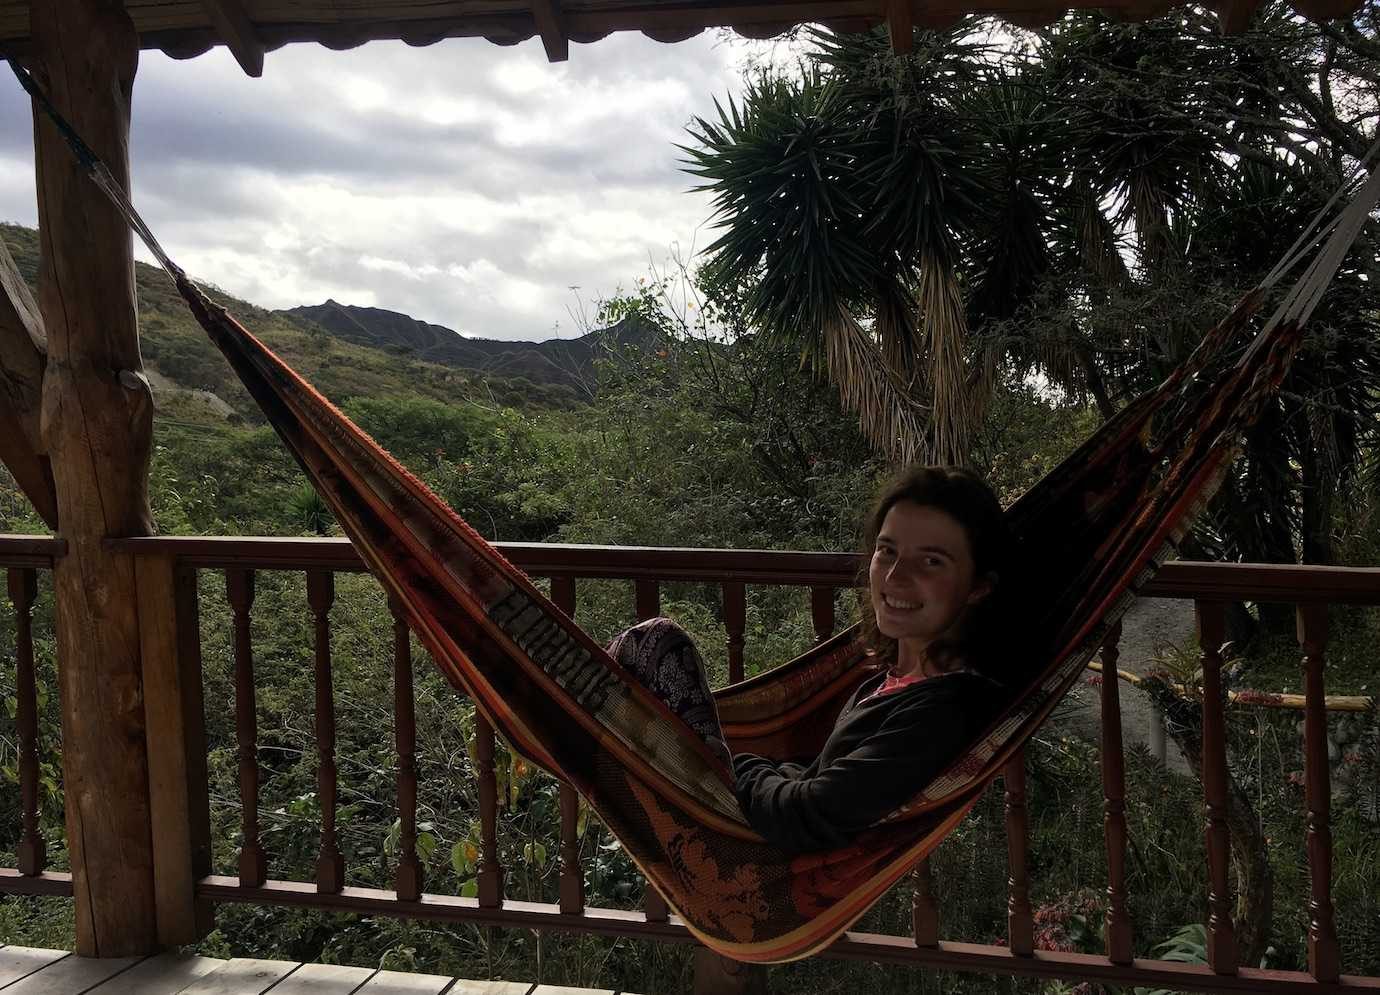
[{"left": 1059, "top": 596, "right": 1196, "bottom": 775}]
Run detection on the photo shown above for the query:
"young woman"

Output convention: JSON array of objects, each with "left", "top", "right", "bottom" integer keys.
[{"left": 606, "top": 466, "right": 1014, "bottom": 854}]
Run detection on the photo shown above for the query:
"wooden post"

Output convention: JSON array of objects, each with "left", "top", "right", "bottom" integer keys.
[
  {"left": 227, "top": 568, "right": 267, "bottom": 888},
  {"left": 308, "top": 569, "right": 344, "bottom": 894},
  {"left": 723, "top": 581, "right": 746, "bottom": 685},
  {"left": 1003, "top": 751, "right": 1033, "bottom": 957},
  {"left": 691, "top": 947, "right": 766, "bottom": 995},
  {"left": 32, "top": 0, "right": 158, "bottom": 956},
  {"left": 1098, "top": 621, "right": 1133, "bottom": 965},
  {"left": 551, "top": 577, "right": 584, "bottom": 916},
  {"left": 810, "top": 587, "right": 835, "bottom": 644},
  {"left": 633, "top": 581, "right": 669, "bottom": 924},
  {"left": 475, "top": 714, "right": 504, "bottom": 908},
  {"left": 136, "top": 555, "right": 213, "bottom": 945},
  {"left": 912, "top": 857, "right": 939, "bottom": 947},
  {"left": 1196, "top": 601, "right": 1238, "bottom": 975},
  {"left": 1297, "top": 604, "right": 1339, "bottom": 983},
  {"left": 9, "top": 568, "right": 45, "bottom": 877},
  {"left": 390, "top": 597, "right": 422, "bottom": 902}
]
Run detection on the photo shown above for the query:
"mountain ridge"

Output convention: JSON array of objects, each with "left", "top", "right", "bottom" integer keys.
[{"left": 282, "top": 300, "right": 662, "bottom": 396}]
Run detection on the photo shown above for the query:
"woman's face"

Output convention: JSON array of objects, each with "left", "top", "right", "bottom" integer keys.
[{"left": 868, "top": 500, "right": 992, "bottom": 649}]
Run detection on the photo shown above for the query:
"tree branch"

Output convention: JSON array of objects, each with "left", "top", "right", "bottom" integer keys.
[{"left": 0, "top": 238, "right": 57, "bottom": 528}]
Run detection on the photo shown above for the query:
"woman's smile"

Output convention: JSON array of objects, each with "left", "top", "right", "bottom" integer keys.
[{"left": 881, "top": 593, "right": 922, "bottom": 612}]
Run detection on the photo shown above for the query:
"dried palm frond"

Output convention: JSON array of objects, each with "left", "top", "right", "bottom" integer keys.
[
  {"left": 822, "top": 305, "right": 929, "bottom": 464},
  {"left": 917, "top": 253, "right": 976, "bottom": 465}
]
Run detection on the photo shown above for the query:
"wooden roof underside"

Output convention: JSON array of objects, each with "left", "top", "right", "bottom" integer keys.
[{"left": 0, "top": 0, "right": 1364, "bottom": 74}]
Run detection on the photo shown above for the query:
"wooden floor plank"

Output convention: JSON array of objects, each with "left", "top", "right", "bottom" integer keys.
[
  {"left": 86, "top": 953, "right": 225, "bottom": 994},
  {"left": 449, "top": 983, "right": 533, "bottom": 995},
  {"left": 354, "top": 970, "right": 453, "bottom": 995},
  {"left": 178, "top": 958, "right": 298, "bottom": 995},
  {"left": 269, "top": 964, "right": 376, "bottom": 994},
  {"left": 1, "top": 954, "right": 141, "bottom": 993},
  {"left": 0, "top": 948, "right": 68, "bottom": 988}
]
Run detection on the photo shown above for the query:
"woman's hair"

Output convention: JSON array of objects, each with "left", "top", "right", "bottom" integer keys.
[{"left": 857, "top": 465, "right": 1016, "bottom": 684}]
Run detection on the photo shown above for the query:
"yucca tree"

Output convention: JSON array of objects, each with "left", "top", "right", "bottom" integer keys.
[
  {"left": 687, "top": 8, "right": 1379, "bottom": 576},
  {"left": 683, "top": 32, "right": 994, "bottom": 464}
]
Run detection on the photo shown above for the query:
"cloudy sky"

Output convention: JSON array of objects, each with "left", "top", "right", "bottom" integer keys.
[{"left": 0, "top": 31, "right": 771, "bottom": 340}]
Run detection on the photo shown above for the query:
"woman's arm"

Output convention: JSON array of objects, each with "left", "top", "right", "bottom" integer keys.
[{"left": 732, "top": 681, "right": 995, "bottom": 854}]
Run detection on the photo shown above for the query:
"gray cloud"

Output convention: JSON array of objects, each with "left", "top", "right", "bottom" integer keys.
[{"left": 0, "top": 31, "right": 763, "bottom": 340}]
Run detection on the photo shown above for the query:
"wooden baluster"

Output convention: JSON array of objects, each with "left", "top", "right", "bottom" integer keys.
[
  {"left": 723, "top": 581, "right": 746, "bottom": 685},
  {"left": 227, "top": 568, "right": 266, "bottom": 887},
  {"left": 1004, "top": 750, "right": 1032, "bottom": 956},
  {"left": 1196, "top": 600, "right": 1237, "bottom": 974},
  {"left": 810, "top": 586, "right": 835, "bottom": 645},
  {"left": 308, "top": 570, "right": 344, "bottom": 894},
  {"left": 911, "top": 857, "right": 939, "bottom": 947},
  {"left": 9, "top": 568, "right": 44, "bottom": 876},
  {"left": 551, "top": 577, "right": 584, "bottom": 916},
  {"left": 1298, "top": 603, "right": 1339, "bottom": 983},
  {"left": 475, "top": 713, "right": 504, "bottom": 907},
  {"left": 1099, "top": 621, "right": 1133, "bottom": 964},
  {"left": 558, "top": 786, "right": 584, "bottom": 916},
  {"left": 635, "top": 579, "right": 661, "bottom": 622},
  {"left": 390, "top": 596, "right": 422, "bottom": 901},
  {"left": 633, "top": 579, "right": 669, "bottom": 922}
]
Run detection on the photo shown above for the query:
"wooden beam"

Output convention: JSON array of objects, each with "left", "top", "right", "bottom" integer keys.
[
  {"left": 0, "top": 238, "right": 57, "bottom": 528},
  {"left": 887, "top": 0, "right": 914, "bottom": 54},
  {"left": 530, "top": 0, "right": 569, "bottom": 62},
  {"left": 32, "top": 0, "right": 159, "bottom": 957},
  {"left": 199, "top": 0, "right": 265, "bottom": 77}
]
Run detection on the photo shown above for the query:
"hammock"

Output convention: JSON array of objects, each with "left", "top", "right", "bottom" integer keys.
[{"left": 13, "top": 61, "right": 1380, "bottom": 963}]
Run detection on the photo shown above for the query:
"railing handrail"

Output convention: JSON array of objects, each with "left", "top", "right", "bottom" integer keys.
[
  {"left": 0, "top": 534, "right": 65, "bottom": 566},
  {"left": 2, "top": 531, "right": 1376, "bottom": 991},
  {"left": 74, "top": 534, "right": 1380, "bottom": 604}
]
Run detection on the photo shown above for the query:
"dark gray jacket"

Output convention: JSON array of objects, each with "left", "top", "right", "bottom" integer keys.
[{"left": 732, "top": 669, "right": 1005, "bottom": 854}]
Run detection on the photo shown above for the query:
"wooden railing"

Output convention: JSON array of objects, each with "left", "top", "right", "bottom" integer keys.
[{"left": 2, "top": 534, "right": 1379, "bottom": 993}]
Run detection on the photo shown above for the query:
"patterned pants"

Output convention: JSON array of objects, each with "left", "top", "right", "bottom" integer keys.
[{"left": 606, "top": 617, "right": 733, "bottom": 767}]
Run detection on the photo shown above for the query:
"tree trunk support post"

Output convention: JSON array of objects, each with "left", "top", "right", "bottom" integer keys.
[{"left": 32, "top": 0, "right": 160, "bottom": 957}]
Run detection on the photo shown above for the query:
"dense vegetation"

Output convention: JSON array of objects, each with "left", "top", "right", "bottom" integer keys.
[{"left": 2, "top": 4, "right": 1380, "bottom": 991}]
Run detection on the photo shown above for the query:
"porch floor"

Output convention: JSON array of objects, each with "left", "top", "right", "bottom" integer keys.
[{"left": 0, "top": 946, "right": 643, "bottom": 994}]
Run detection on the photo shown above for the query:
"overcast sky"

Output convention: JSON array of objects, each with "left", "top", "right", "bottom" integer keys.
[{"left": 0, "top": 32, "right": 769, "bottom": 341}]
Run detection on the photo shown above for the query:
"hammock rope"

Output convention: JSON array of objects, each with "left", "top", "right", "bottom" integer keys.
[{"left": 10, "top": 57, "right": 1380, "bottom": 962}]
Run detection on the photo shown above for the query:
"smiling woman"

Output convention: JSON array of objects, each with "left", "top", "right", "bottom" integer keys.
[{"left": 604, "top": 465, "right": 1015, "bottom": 854}]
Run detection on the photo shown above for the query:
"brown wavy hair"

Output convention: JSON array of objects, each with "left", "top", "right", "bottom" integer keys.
[{"left": 857, "top": 465, "right": 1015, "bottom": 684}]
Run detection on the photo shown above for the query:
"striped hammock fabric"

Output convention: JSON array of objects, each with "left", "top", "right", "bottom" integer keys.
[
  {"left": 14, "top": 56, "right": 1378, "bottom": 962},
  {"left": 172, "top": 271, "right": 1306, "bottom": 962}
]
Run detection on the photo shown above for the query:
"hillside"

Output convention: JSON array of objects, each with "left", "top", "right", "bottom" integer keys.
[
  {"left": 0, "top": 223, "right": 594, "bottom": 423},
  {"left": 283, "top": 300, "right": 661, "bottom": 396}
]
